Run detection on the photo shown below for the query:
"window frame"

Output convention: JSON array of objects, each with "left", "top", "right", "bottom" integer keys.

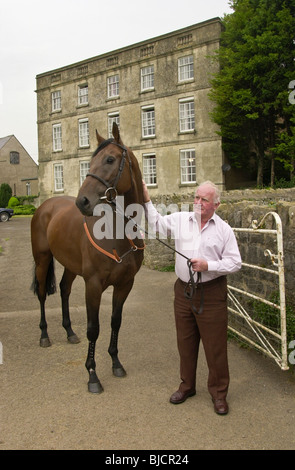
[
  {"left": 178, "top": 55, "right": 194, "bottom": 82},
  {"left": 54, "top": 163, "right": 64, "bottom": 192},
  {"left": 179, "top": 98, "right": 195, "bottom": 132},
  {"left": 108, "top": 112, "right": 120, "bottom": 138},
  {"left": 107, "top": 74, "right": 119, "bottom": 99},
  {"left": 80, "top": 160, "right": 90, "bottom": 186},
  {"left": 10, "top": 151, "right": 20, "bottom": 164},
  {"left": 52, "top": 123, "right": 62, "bottom": 152},
  {"left": 78, "top": 84, "right": 88, "bottom": 106},
  {"left": 51, "top": 90, "right": 61, "bottom": 112},
  {"left": 141, "top": 65, "right": 154, "bottom": 91},
  {"left": 26, "top": 182, "right": 31, "bottom": 196},
  {"left": 141, "top": 106, "right": 155, "bottom": 138},
  {"left": 78, "top": 118, "right": 89, "bottom": 148},
  {"left": 180, "top": 148, "right": 196, "bottom": 184},
  {"left": 143, "top": 153, "right": 157, "bottom": 186}
]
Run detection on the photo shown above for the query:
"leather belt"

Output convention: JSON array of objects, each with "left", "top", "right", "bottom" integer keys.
[{"left": 179, "top": 275, "right": 225, "bottom": 288}]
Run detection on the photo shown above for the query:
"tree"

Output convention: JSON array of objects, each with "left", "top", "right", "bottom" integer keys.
[
  {"left": 209, "top": 0, "right": 295, "bottom": 186},
  {"left": 0, "top": 183, "right": 12, "bottom": 208}
]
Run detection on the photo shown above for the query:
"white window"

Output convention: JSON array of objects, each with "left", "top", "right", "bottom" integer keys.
[
  {"left": 80, "top": 161, "right": 90, "bottom": 186},
  {"left": 26, "top": 182, "right": 31, "bottom": 196},
  {"left": 107, "top": 75, "right": 119, "bottom": 98},
  {"left": 179, "top": 98, "right": 195, "bottom": 132},
  {"left": 108, "top": 112, "right": 120, "bottom": 138},
  {"left": 142, "top": 106, "right": 155, "bottom": 137},
  {"left": 79, "top": 119, "right": 89, "bottom": 147},
  {"left": 78, "top": 84, "right": 88, "bottom": 105},
  {"left": 53, "top": 124, "right": 62, "bottom": 151},
  {"left": 54, "top": 164, "right": 64, "bottom": 191},
  {"left": 143, "top": 154, "right": 157, "bottom": 185},
  {"left": 180, "top": 149, "right": 196, "bottom": 183},
  {"left": 178, "top": 55, "right": 194, "bottom": 82},
  {"left": 141, "top": 65, "right": 154, "bottom": 91},
  {"left": 52, "top": 90, "right": 61, "bottom": 111}
]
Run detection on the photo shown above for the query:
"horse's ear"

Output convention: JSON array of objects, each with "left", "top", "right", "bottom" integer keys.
[
  {"left": 112, "top": 122, "right": 123, "bottom": 145},
  {"left": 96, "top": 129, "right": 105, "bottom": 145}
]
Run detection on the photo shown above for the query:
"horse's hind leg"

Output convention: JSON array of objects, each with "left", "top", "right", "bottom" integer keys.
[
  {"left": 60, "top": 268, "right": 80, "bottom": 344},
  {"left": 33, "top": 254, "right": 56, "bottom": 347}
]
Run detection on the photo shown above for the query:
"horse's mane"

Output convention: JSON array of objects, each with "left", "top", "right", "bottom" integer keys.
[{"left": 92, "top": 138, "right": 115, "bottom": 158}]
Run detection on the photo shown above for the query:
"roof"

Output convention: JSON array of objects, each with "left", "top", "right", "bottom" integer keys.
[{"left": 0, "top": 135, "right": 13, "bottom": 150}]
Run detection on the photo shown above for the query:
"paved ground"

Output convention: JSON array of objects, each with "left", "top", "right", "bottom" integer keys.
[{"left": 0, "top": 217, "right": 295, "bottom": 450}]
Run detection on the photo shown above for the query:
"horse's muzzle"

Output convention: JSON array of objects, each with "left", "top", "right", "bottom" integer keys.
[{"left": 76, "top": 196, "right": 94, "bottom": 216}]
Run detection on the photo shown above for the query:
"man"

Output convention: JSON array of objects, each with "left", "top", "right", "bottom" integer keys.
[{"left": 143, "top": 180, "right": 241, "bottom": 415}]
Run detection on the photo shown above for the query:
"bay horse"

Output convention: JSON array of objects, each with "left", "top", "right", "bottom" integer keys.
[{"left": 31, "top": 123, "right": 145, "bottom": 393}]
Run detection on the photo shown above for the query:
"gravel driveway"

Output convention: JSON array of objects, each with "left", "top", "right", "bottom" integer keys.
[{"left": 0, "top": 217, "right": 294, "bottom": 450}]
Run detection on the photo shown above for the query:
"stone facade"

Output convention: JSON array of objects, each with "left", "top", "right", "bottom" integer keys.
[
  {"left": 36, "top": 18, "right": 224, "bottom": 203},
  {"left": 0, "top": 135, "right": 38, "bottom": 197}
]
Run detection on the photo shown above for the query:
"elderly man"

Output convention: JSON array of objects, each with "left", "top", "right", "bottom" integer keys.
[{"left": 143, "top": 180, "right": 241, "bottom": 415}]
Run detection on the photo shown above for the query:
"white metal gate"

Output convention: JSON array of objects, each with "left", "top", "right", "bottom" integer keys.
[{"left": 228, "top": 211, "right": 289, "bottom": 371}]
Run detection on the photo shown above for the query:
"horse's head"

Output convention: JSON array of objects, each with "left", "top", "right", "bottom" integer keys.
[{"left": 76, "top": 123, "right": 141, "bottom": 216}]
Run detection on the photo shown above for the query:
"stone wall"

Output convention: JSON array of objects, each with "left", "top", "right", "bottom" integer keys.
[{"left": 143, "top": 188, "right": 295, "bottom": 306}]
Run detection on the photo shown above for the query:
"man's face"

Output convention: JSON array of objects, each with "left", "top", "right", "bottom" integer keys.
[{"left": 194, "top": 185, "right": 219, "bottom": 221}]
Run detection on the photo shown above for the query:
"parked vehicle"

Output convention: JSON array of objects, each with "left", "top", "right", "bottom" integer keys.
[{"left": 0, "top": 208, "right": 14, "bottom": 222}]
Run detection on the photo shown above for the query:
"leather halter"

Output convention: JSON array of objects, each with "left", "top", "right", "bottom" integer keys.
[{"left": 86, "top": 139, "right": 130, "bottom": 202}]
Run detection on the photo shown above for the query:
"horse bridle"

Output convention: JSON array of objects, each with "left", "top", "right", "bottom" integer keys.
[{"left": 86, "top": 138, "right": 131, "bottom": 203}]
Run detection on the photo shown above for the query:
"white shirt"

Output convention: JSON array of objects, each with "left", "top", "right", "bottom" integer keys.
[{"left": 144, "top": 201, "right": 242, "bottom": 283}]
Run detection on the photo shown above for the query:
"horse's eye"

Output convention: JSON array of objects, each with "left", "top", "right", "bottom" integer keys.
[{"left": 106, "top": 156, "right": 115, "bottom": 164}]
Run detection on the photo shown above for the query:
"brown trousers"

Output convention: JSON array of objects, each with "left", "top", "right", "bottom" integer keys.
[{"left": 174, "top": 276, "right": 229, "bottom": 400}]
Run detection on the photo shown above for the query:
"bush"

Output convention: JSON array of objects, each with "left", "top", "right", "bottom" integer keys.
[
  {"left": 12, "top": 204, "right": 36, "bottom": 215},
  {"left": 8, "top": 196, "right": 20, "bottom": 208},
  {"left": 0, "top": 183, "right": 12, "bottom": 207}
]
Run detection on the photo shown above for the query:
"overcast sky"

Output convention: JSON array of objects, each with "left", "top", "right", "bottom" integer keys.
[{"left": 0, "top": 0, "right": 232, "bottom": 163}]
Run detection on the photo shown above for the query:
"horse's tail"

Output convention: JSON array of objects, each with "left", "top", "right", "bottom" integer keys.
[{"left": 31, "top": 258, "right": 57, "bottom": 296}]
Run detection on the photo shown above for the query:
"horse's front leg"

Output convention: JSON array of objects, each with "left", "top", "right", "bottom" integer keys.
[
  {"left": 108, "top": 280, "right": 134, "bottom": 377},
  {"left": 85, "top": 278, "right": 103, "bottom": 394}
]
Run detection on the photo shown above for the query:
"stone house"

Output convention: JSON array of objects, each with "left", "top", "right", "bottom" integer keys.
[
  {"left": 0, "top": 135, "right": 38, "bottom": 197},
  {"left": 36, "top": 17, "right": 225, "bottom": 203}
]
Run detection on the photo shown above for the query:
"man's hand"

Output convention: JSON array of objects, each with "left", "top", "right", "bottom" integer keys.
[{"left": 190, "top": 258, "right": 208, "bottom": 272}]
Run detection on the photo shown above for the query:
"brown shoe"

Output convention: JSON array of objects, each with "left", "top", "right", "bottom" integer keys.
[
  {"left": 169, "top": 389, "right": 196, "bottom": 404},
  {"left": 212, "top": 398, "right": 229, "bottom": 415}
]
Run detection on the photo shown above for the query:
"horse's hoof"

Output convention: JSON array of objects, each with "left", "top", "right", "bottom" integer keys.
[
  {"left": 40, "top": 337, "right": 51, "bottom": 348},
  {"left": 113, "top": 367, "right": 127, "bottom": 378},
  {"left": 88, "top": 381, "right": 104, "bottom": 394},
  {"left": 67, "top": 334, "right": 80, "bottom": 344}
]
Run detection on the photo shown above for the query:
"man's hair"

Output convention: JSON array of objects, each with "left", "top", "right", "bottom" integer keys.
[{"left": 197, "top": 181, "right": 220, "bottom": 204}]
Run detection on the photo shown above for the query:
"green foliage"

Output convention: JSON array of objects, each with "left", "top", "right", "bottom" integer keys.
[
  {"left": 6, "top": 195, "right": 37, "bottom": 215},
  {"left": 12, "top": 205, "right": 36, "bottom": 215},
  {"left": 273, "top": 176, "right": 295, "bottom": 189},
  {"left": 8, "top": 196, "right": 20, "bottom": 208},
  {"left": 156, "top": 264, "right": 175, "bottom": 272},
  {"left": 0, "top": 183, "right": 12, "bottom": 207},
  {"left": 209, "top": 0, "right": 295, "bottom": 186},
  {"left": 251, "top": 291, "right": 295, "bottom": 345},
  {"left": 17, "top": 195, "right": 38, "bottom": 204}
]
